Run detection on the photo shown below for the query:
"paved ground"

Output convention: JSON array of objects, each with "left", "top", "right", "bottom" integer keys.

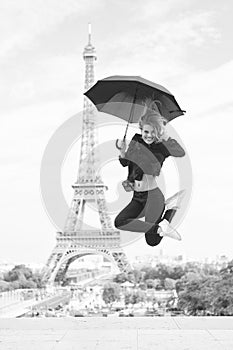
[{"left": 0, "top": 317, "right": 233, "bottom": 349}]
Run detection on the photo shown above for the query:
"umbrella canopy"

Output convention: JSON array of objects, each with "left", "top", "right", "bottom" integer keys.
[{"left": 84, "top": 75, "right": 185, "bottom": 123}]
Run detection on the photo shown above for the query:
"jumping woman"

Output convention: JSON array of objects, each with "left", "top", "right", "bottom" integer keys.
[{"left": 114, "top": 102, "right": 186, "bottom": 246}]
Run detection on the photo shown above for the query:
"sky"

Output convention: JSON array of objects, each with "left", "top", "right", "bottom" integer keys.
[{"left": 1, "top": 0, "right": 233, "bottom": 266}]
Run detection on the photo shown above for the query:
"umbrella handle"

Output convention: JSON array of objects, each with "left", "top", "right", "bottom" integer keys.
[
  {"left": 115, "top": 135, "right": 127, "bottom": 150},
  {"left": 115, "top": 139, "right": 123, "bottom": 150}
]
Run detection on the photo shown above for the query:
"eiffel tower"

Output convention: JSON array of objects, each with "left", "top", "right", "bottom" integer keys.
[{"left": 43, "top": 24, "right": 132, "bottom": 285}]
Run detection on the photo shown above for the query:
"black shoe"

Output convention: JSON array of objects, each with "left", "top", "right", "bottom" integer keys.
[{"left": 145, "top": 224, "right": 163, "bottom": 247}]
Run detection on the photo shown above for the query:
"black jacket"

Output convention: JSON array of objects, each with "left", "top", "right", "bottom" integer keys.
[{"left": 119, "top": 133, "right": 185, "bottom": 182}]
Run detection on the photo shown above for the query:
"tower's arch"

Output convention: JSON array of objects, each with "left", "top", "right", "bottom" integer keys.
[{"left": 44, "top": 247, "right": 121, "bottom": 285}]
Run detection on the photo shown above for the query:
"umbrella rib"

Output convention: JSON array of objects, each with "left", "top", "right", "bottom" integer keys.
[{"left": 123, "top": 83, "right": 139, "bottom": 140}]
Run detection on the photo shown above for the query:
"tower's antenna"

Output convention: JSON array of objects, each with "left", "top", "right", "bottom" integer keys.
[{"left": 88, "top": 22, "right": 91, "bottom": 45}]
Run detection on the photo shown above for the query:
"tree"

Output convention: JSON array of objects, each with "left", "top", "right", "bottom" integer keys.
[
  {"left": 124, "top": 290, "right": 145, "bottom": 305},
  {"left": 102, "top": 283, "right": 121, "bottom": 305},
  {"left": 113, "top": 273, "right": 128, "bottom": 284},
  {"left": 171, "top": 266, "right": 185, "bottom": 280},
  {"left": 0, "top": 280, "right": 10, "bottom": 292},
  {"left": 142, "top": 267, "right": 159, "bottom": 280},
  {"left": 154, "top": 279, "right": 163, "bottom": 290},
  {"left": 175, "top": 261, "right": 231, "bottom": 315},
  {"left": 175, "top": 271, "right": 202, "bottom": 293},
  {"left": 9, "top": 280, "right": 22, "bottom": 290},
  {"left": 138, "top": 282, "right": 147, "bottom": 290},
  {"left": 124, "top": 292, "right": 132, "bottom": 305},
  {"left": 4, "top": 265, "right": 33, "bottom": 282},
  {"left": 220, "top": 259, "right": 233, "bottom": 275},
  {"left": 164, "top": 278, "right": 176, "bottom": 290},
  {"left": 3, "top": 265, "right": 44, "bottom": 290},
  {"left": 211, "top": 263, "right": 233, "bottom": 315},
  {"left": 211, "top": 279, "right": 233, "bottom": 315},
  {"left": 145, "top": 279, "right": 156, "bottom": 289},
  {"left": 177, "top": 274, "right": 228, "bottom": 316},
  {"left": 31, "top": 271, "right": 47, "bottom": 289},
  {"left": 141, "top": 264, "right": 185, "bottom": 287},
  {"left": 130, "top": 270, "right": 145, "bottom": 284},
  {"left": 177, "top": 277, "right": 210, "bottom": 315}
]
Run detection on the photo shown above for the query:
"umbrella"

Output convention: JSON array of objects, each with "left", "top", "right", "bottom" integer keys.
[{"left": 84, "top": 75, "right": 185, "bottom": 146}]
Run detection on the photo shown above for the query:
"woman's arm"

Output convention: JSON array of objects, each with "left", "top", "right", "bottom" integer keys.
[
  {"left": 118, "top": 140, "right": 129, "bottom": 167},
  {"left": 119, "top": 155, "right": 129, "bottom": 167},
  {"left": 162, "top": 137, "right": 185, "bottom": 157}
]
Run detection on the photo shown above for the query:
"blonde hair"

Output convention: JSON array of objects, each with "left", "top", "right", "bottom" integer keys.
[{"left": 139, "top": 98, "right": 167, "bottom": 141}]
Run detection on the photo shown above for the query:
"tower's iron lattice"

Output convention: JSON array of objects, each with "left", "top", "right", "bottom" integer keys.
[{"left": 43, "top": 25, "right": 131, "bottom": 285}]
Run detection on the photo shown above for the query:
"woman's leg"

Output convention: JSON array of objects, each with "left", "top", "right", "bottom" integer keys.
[
  {"left": 144, "top": 188, "right": 165, "bottom": 224},
  {"left": 162, "top": 189, "right": 186, "bottom": 223},
  {"left": 114, "top": 192, "right": 153, "bottom": 232},
  {"left": 144, "top": 189, "right": 182, "bottom": 244},
  {"left": 162, "top": 209, "right": 177, "bottom": 223},
  {"left": 144, "top": 188, "right": 165, "bottom": 246}
]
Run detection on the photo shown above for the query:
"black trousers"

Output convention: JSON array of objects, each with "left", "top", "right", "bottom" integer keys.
[{"left": 114, "top": 188, "right": 176, "bottom": 244}]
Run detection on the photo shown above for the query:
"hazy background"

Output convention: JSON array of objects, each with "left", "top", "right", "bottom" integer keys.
[{"left": 1, "top": 0, "right": 233, "bottom": 265}]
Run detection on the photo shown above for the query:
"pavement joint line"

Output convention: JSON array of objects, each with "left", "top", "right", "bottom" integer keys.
[
  {"left": 172, "top": 317, "right": 181, "bottom": 329},
  {"left": 57, "top": 330, "right": 68, "bottom": 343},
  {"left": 206, "top": 329, "right": 219, "bottom": 341},
  {"left": 52, "top": 341, "right": 57, "bottom": 350}
]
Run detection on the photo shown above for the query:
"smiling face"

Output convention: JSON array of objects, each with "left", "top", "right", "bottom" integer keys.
[{"left": 141, "top": 124, "right": 157, "bottom": 144}]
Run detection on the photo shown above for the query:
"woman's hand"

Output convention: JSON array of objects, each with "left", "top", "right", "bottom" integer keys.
[
  {"left": 119, "top": 139, "right": 126, "bottom": 151},
  {"left": 160, "top": 129, "right": 170, "bottom": 141},
  {"left": 122, "top": 180, "right": 134, "bottom": 192},
  {"left": 117, "top": 139, "right": 127, "bottom": 157}
]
